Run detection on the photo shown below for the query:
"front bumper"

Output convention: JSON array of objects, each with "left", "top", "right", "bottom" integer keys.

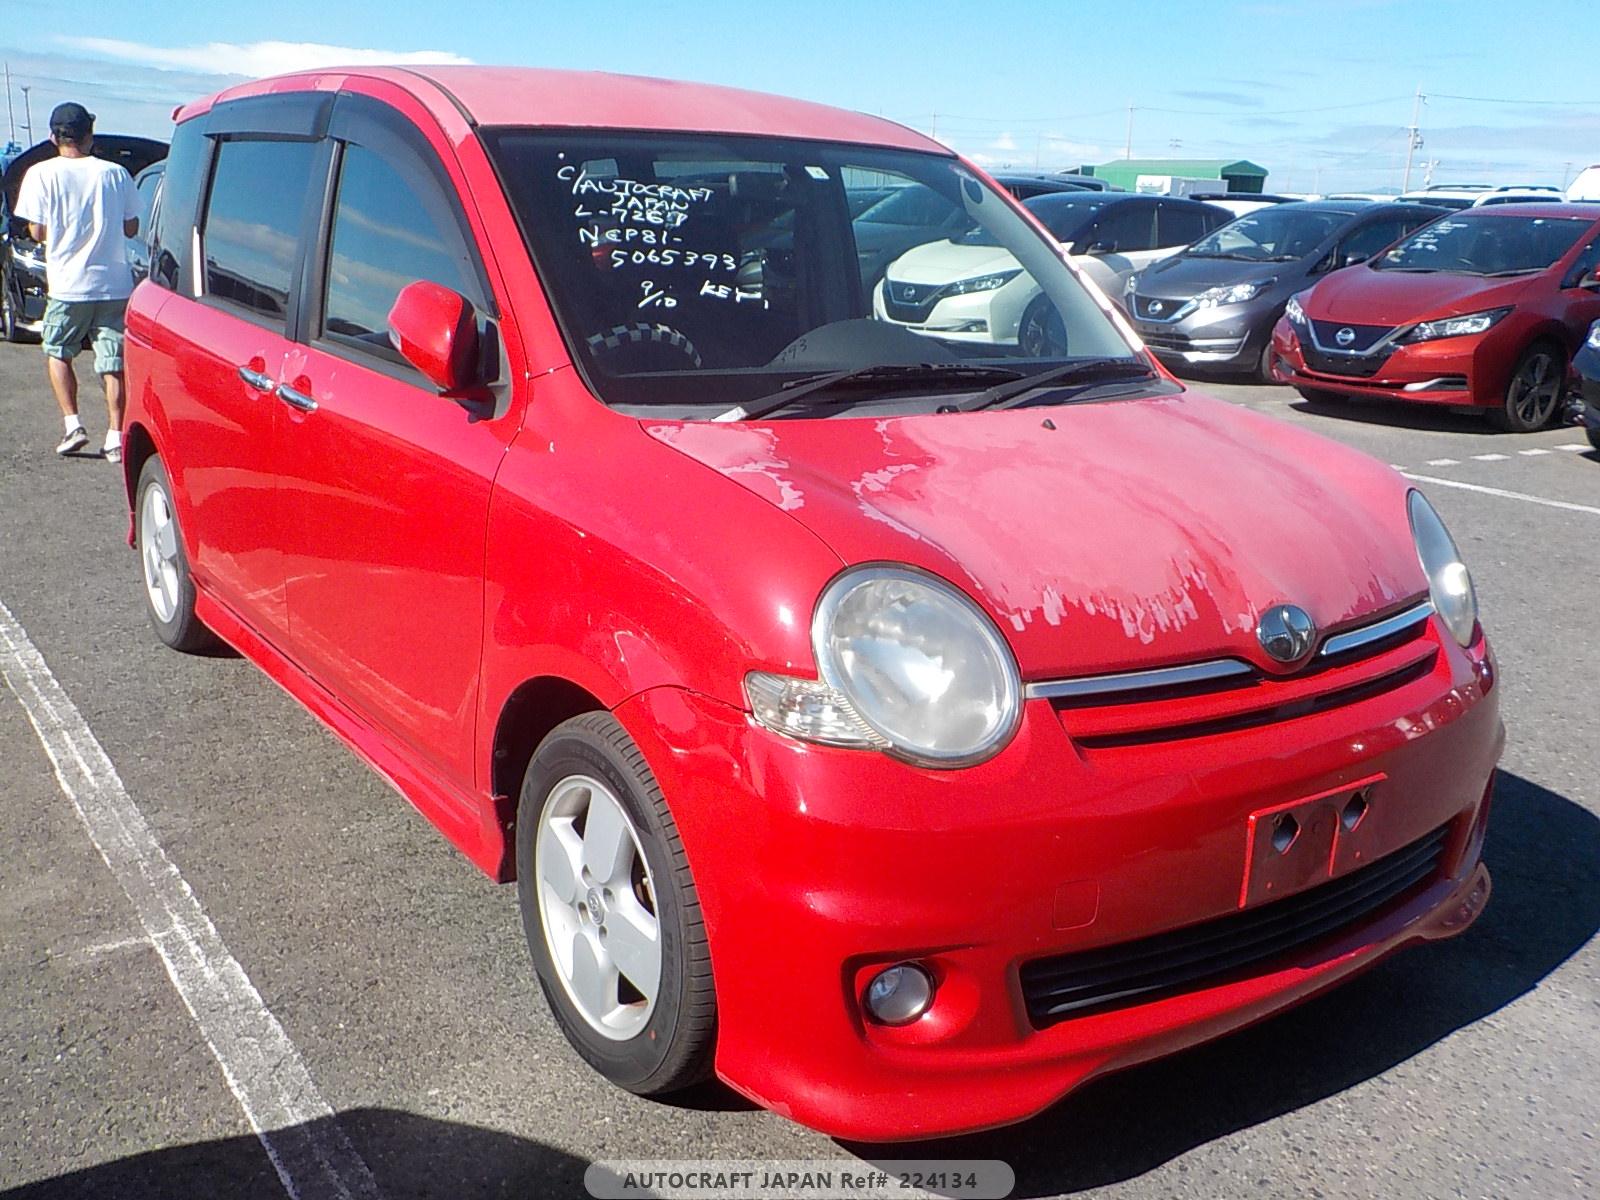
[
  {"left": 1272, "top": 319, "right": 1505, "bottom": 407},
  {"left": 615, "top": 623, "right": 1502, "bottom": 1141},
  {"left": 1131, "top": 300, "right": 1267, "bottom": 369}
]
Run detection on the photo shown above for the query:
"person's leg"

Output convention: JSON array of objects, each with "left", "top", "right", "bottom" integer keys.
[
  {"left": 41, "top": 299, "right": 91, "bottom": 455},
  {"left": 92, "top": 302, "right": 129, "bottom": 463}
]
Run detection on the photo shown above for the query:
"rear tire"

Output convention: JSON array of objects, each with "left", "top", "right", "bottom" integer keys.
[
  {"left": 1018, "top": 296, "right": 1069, "bottom": 358},
  {"left": 1256, "top": 340, "right": 1281, "bottom": 385},
  {"left": 1587, "top": 423, "right": 1600, "bottom": 453},
  {"left": 134, "top": 456, "right": 219, "bottom": 653},
  {"left": 516, "top": 712, "right": 715, "bottom": 1095},
  {"left": 1491, "top": 342, "right": 1565, "bottom": 432},
  {"left": 1, "top": 270, "right": 21, "bottom": 343}
]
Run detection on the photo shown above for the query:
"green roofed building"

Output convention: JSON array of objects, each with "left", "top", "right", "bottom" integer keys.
[{"left": 1090, "top": 159, "right": 1270, "bottom": 194}]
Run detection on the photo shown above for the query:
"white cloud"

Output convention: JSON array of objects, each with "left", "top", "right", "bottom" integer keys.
[{"left": 56, "top": 37, "right": 472, "bottom": 78}]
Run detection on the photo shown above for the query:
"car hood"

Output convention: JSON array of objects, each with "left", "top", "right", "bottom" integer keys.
[
  {"left": 3, "top": 135, "right": 168, "bottom": 221},
  {"left": 643, "top": 392, "right": 1423, "bottom": 679},
  {"left": 1304, "top": 264, "right": 1539, "bottom": 325},
  {"left": 1136, "top": 253, "right": 1298, "bottom": 299},
  {"left": 885, "top": 239, "right": 1023, "bottom": 286}
]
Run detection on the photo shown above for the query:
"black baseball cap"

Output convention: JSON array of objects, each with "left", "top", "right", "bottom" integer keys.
[{"left": 49, "top": 102, "right": 94, "bottom": 137}]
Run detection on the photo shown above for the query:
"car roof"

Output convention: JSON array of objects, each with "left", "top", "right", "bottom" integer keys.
[
  {"left": 1448, "top": 202, "right": 1600, "bottom": 219},
  {"left": 178, "top": 66, "right": 945, "bottom": 155}
]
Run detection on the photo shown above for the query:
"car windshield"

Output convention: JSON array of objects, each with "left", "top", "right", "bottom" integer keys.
[
  {"left": 956, "top": 193, "right": 1108, "bottom": 248},
  {"left": 485, "top": 130, "right": 1141, "bottom": 415},
  {"left": 1186, "top": 207, "right": 1347, "bottom": 261},
  {"left": 1374, "top": 215, "right": 1589, "bottom": 274}
]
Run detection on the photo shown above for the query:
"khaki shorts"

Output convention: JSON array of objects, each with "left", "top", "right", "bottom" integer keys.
[{"left": 41, "top": 297, "right": 127, "bottom": 374}]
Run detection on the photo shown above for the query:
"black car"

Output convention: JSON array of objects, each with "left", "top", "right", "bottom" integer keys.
[
  {"left": 1127, "top": 201, "right": 1446, "bottom": 381},
  {"left": 128, "top": 160, "right": 166, "bottom": 284},
  {"left": 991, "top": 172, "right": 1092, "bottom": 200},
  {"left": 2, "top": 134, "right": 168, "bottom": 342},
  {"left": 1576, "top": 317, "right": 1600, "bottom": 451}
]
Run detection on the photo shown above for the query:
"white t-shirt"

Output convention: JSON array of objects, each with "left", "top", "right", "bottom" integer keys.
[{"left": 14, "top": 156, "right": 139, "bottom": 302}]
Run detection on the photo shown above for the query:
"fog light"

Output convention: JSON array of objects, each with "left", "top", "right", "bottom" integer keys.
[{"left": 864, "top": 963, "right": 934, "bottom": 1025}]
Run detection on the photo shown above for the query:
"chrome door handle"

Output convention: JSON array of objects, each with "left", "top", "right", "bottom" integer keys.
[
  {"left": 237, "top": 366, "right": 275, "bottom": 392},
  {"left": 276, "top": 383, "right": 318, "bottom": 413}
]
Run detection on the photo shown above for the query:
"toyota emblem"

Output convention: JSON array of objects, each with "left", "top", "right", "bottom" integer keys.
[
  {"left": 1257, "top": 604, "right": 1318, "bottom": 665},
  {"left": 1335, "top": 326, "right": 1357, "bottom": 348}
]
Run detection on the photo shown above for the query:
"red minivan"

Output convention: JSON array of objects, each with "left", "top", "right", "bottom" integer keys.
[
  {"left": 123, "top": 68, "right": 1502, "bottom": 1141},
  {"left": 1273, "top": 204, "right": 1600, "bottom": 430}
]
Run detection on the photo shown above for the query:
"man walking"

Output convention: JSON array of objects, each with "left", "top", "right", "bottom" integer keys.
[{"left": 13, "top": 102, "right": 139, "bottom": 463}]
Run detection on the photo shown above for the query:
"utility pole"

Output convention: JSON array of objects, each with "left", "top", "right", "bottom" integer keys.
[
  {"left": 1124, "top": 103, "right": 1134, "bottom": 159},
  {"left": 20, "top": 84, "right": 31, "bottom": 143},
  {"left": 1401, "top": 85, "right": 1424, "bottom": 192},
  {"left": 4, "top": 63, "right": 15, "bottom": 146},
  {"left": 930, "top": 112, "right": 938, "bottom": 141}
]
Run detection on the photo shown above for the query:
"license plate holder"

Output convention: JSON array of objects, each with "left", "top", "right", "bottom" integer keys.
[{"left": 1240, "top": 774, "right": 1386, "bottom": 909}]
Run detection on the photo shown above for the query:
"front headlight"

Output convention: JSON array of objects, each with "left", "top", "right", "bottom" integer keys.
[
  {"left": 1586, "top": 321, "right": 1600, "bottom": 350},
  {"left": 1195, "top": 278, "right": 1274, "bottom": 308},
  {"left": 945, "top": 270, "right": 1021, "bottom": 297},
  {"left": 1408, "top": 491, "right": 1478, "bottom": 647},
  {"left": 1399, "top": 307, "right": 1511, "bottom": 344},
  {"left": 1285, "top": 294, "right": 1307, "bottom": 325},
  {"left": 746, "top": 566, "right": 1022, "bottom": 766},
  {"left": 13, "top": 244, "right": 45, "bottom": 272}
]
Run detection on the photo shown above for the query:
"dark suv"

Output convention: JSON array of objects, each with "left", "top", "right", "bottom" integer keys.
[{"left": 1129, "top": 201, "right": 1444, "bottom": 381}]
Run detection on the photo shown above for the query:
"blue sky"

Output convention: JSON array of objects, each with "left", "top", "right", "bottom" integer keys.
[{"left": 3, "top": 0, "right": 1596, "bottom": 192}]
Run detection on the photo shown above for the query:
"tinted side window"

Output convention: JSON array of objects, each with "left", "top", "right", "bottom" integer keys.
[
  {"left": 1089, "top": 202, "right": 1156, "bottom": 252},
  {"left": 321, "top": 142, "right": 483, "bottom": 361},
  {"left": 202, "top": 139, "right": 318, "bottom": 324},
  {"left": 150, "top": 121, "right": 209, "bottom": 294},
  {"left": 1340, "top": 218, "right": 1411, "bottom": 263},
  {"left": 1155, "top": 202, "right": 1211, "bottom": 248}
]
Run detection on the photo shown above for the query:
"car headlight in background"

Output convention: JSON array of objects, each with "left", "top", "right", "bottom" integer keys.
[
  {"left": 1195, "top": 278, "right": 1274, "bottom": 308},
  {"left": 1285, "top": 294, "right": 1308, "bottom": 325},
  {"left": 945, "top": 270, "right": 1021, "bottom": 297},
  {"left": 1587, "top": 321, "right": 1600, "bottom": 350},
  {"left": 1399, "top": 307, "right": 1511, "bottom": 344},
  {"left": 1408, "top": 491, "right": 1479, "bottom": 647},
  {"left": 746, "top": 566, "right": 1022, "bottom": 767},
  {"left": 12, "top": 244, "right": 45, "bottom": 272}
]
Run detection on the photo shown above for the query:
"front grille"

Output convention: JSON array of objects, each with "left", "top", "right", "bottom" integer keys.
[
  {"left": 1309, "top": 320, "right": 1392, "bottom": 353},
  {"left": 883, "top": 279, "right": 943, "bottom": 323},
  {"left": 1019, "top": 824, "right": 1449, "bottom": 1027},
  {"left": 1133, "top": 294, "right": 1188, "bottom": 321},
  {"left": 1140, "top": 331, "right": 1193, "bottom": 352},
  {"left": 1301, "top": 342, "right": 1390, "bottom": 378}
]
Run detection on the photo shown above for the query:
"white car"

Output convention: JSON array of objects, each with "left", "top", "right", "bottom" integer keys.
[
  {"left": 874, "top": 192, "right": 1229, "bottom": 353},
  {"left": 1566, "top": 166, "right": 1600, "bottom": 202},
  {"left": 1472, "top": 186, "right": 1564, "bottom": 207}
]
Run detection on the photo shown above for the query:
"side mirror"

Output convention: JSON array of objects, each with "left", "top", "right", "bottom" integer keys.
[
  {"left": 1579, "top": 266, "right": 1600, "bottom": 291},
  {"left": 1085, "top": 240, "right": 1116, "bottom": 256},
  {"left": 387, "top": 280, "right": 480, "bottom": 393},
  {"left": 1341, "top": 251, "right": 1373, "bottom": 269}
]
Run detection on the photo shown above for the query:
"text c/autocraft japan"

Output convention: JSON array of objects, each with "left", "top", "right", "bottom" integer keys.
[{"left": 120, "top": 66, "right": 1502, "bottom": 1143}]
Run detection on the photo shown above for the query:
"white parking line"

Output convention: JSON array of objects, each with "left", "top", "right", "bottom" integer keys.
[
  {"left": 0, "top": 601, "right": 380, "bottom": 1200},
  {"left": 1401, "top": 473, "right": 1600, "bottom": 516},
  {"left": 1471, "top": 453, "right": 1509, "bottom": 462},
  {"left": 1518, "top": 448, "right": 1552, "bottom": 456},
  {"left": 1556, "top": 443, "right": 1589, "bottom": 452},
  {"left": 1426, "top": 458, "right": 1460, "bottom": 467}
]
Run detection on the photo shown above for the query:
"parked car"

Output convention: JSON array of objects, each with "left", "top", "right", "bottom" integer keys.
[
  {"left": 1, "top": 134, "right": 167, "bottom": 341},
  {"left": 1327, "top": 192, "right": 1400, "bottom": 204},
  {"left": 1576, "top": 318, "right": 1600, "bottom": 450},
  {"left": 875, "top": 191, "right": 1229, "bottom": 352},
  {"left": 1398, "top": 185, "right": 1495, "bottom": 211},
  {"left": 124, "top": 66, "right": 1502, "bottom": 1142},
  {"left": 1130, "top": 201, "right": 1445, "bottom": 381},
  {"left": 1055, "top": 171, "right": 1118, "bottom": 191},
  {"left": 1273, "top": 204, "right": 1600, "bottom": 430},
  {"left": 128, "top": 160, "right": 165, "bottom": 283},
  {"left": 1472, "top": 186, "right": 1562, "bottom": 207},
  {"left": 992, "top": 172, "right": 1092, "bottom": 200},
  {"left": 1566, "top": 166, "right": 1600, "bottom": 202}
]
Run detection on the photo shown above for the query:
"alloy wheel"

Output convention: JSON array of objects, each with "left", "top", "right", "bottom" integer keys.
[
  {"left": 535, "top": 774, "right": 662, "bottom": 1041},
  {"left": 139, "top": 482, "right": 181, "bottom": 624},
  {"left": 1507, "top": 350, "right": 1562, "bottom": 429}
]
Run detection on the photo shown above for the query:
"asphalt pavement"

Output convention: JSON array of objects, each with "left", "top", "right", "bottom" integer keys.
[{"left": 1, "top": 338, "right": 1595, "bottom": 1200}]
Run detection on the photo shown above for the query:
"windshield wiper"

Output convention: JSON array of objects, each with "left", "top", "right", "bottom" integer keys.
[
  {"left": 1481, "top": 267, "right": 1543, "bottom": 277},
  {"left": 712, "top": 363, "right": 1024, "bottom": 422},
  {"left": 941, "top": 357, "right": 1159, "bottom": 414}
]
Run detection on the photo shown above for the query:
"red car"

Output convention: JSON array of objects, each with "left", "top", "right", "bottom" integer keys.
[
  {"left": 1273, "top": 204, "right": 1600, "bottom": 430},
  {"left": 121, "top": 67, "right": 1501, "bottom": 1141}
]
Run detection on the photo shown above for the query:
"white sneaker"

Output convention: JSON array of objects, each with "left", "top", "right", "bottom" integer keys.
[
  {"left": 56, "top": 426, "right": 90, "bottom": 456},
  {"left": 104, "top": 445, "right": 122, "bottom": 464}
]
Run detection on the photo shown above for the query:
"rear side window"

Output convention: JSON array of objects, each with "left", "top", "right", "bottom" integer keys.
[
  {"left": 149, "top": 122, "right": 208, "bottom": 294},
  {"left": 1339, "top": 217, "right": 1412, "bottom": 263},
  {"left": 1154, "top": 202, "right": 1215, "bottom": 249},
  {"left": 320, "top": 142, "right": 484, "bottom": 361},
  {"left": 202, "top": 139, "right": 318, "bottom": 325},
  {"left": 1086, "top": 202, "right": 1156, "bottom": 253}
]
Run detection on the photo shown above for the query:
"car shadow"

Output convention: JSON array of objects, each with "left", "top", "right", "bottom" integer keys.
[
  {"left": 1286, "top": 396, "right": 1495, "bottom": 434},
  {"left": 842, "top": 770, "right": 1598, "bottom": 1197},
  {"left": 0, "top": 1107, "right": 598, "bottom": 1200}
]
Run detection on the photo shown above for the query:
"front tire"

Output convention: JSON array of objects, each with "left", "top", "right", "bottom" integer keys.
[
  {"left": 135, "top": 456, "right": 218, "bottom": 653},
  {"left": 516, "top": 713, "right": 715, "bottom": 1095},
  {"left": 1492, "top": 342, "right": 1565, "bottom": 432},
  {"left": 1, "top": 269, "right": 21, "bottom": 343},
  {"left": 1018, "top": 296, "right": 1069, "bottom": 358}
]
